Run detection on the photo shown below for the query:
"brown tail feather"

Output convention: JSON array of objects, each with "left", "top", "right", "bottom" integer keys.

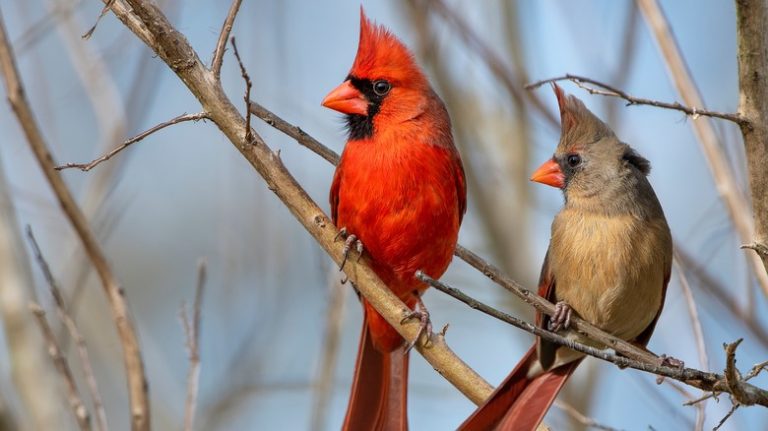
[
  {"left": 459, "top": 345, "right": 582, "bottom": 431},
  {"left": 342, "top": 319, "right": 409, "bottom": 431}
]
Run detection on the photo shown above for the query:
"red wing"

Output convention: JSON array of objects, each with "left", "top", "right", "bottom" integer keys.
[
  {"left": 536, "top": 249, "right": 558, "bottom": 370},
  {"left": 453, "top": 154, "right": 467, "bottom": 224}
]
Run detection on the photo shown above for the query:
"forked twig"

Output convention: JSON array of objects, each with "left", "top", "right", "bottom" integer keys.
[
  {"left": 56, "top": 112, "right": 210, "bottom": 171},
  {"left": 525, "top": 74, "right": 746, "bottom": 125}
]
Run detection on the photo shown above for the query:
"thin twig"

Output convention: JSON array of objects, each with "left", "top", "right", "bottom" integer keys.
[
  {"left": 712, "top": 403, "right": 739, "bottom": 431},
  {"left": 28, "top": 303, "right": 91, "bottom": 431},
  {"left": 56, "top": 112, "right": 210, "bottom": 171},
  {"left": 553, "top": 400, "right": 622, "bottom": 431},
  {"left": 211, "top": 0, "right": 242, "bottom": 79},
  {"left": 25, "top": 227, "right": 108, "bottom": 431},
  {"left": 248, "top": 102, "right": 339, "bottom": 165},
  {"left": 82, "top": 0, "right": 117, "bottom": 39},
  {"left": 181, "top": 259, "right": 206, "bottom": 431},
  {"left": 0, "top": 11, "right": 151, "bottom": 430},
  {"left": 230, "top": 37, "right": 252, "bottom": 144},
  {"left": 741, "top": 242, "right": 768, "bottom": 259},
  {"left": 525, "top": 74, "right": 747, "bottom": 125}
]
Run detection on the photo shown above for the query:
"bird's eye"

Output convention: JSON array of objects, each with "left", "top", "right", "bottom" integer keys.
[
  {"left": 372, "top": 80, "right": 391, "bottom": 96},
  {"left": 567, "top": 154, "right": 582, "bottom": 167}
]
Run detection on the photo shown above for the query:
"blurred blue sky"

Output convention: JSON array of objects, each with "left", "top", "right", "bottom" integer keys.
[{"left": 1, "top": 0, "right": 766, "bottom": 430}]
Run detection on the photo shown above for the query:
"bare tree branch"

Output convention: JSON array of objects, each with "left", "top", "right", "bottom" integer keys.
[
  {"left": 56, "top": 112, "right": 210, "bottom": 171},
  {"left": 102, "top": 0, "right": 494, "bottom": 405},
  {"left": 0, "top": 131, "right": 62, "bottom": 429},
  {"left": 181, "top": 259, "right": 206, "bottom": 431},
  {"left": 28, "top": 303, "right": 91, "bottom": 431},
  {"left": 25, "top": 227, "right": 108, "bottom": 431},
  {"left": 735, "top": 0, "right": 768, "bottom": 277},
  {"left": 525, "top": 74, "right": 747, "bottom": 125},
  {"left": 636, "top": 0, "right": 768, "bottom": 295},
  {"left": 0, "top": 10, "right": 150, "bottom": 430},
  {"left": 211, "top": 0, "right": 242, "bottom": 79}
]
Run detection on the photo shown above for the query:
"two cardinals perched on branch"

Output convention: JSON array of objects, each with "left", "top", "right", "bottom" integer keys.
[{"left": 321, "top": 9, "right": 677, "bottom": 431}]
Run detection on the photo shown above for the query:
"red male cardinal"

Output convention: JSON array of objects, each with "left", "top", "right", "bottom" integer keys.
[
  {"left": 322, "top": 9, "right": 466, "bottom": 431},
  {"left": 460, "top": 85, "right": 673, "bottom": 431}
]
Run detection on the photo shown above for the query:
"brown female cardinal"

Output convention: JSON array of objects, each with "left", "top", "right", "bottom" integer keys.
[
  {"left": 322, "top": 8, "right": 466, "bottom": 431},
  {"left": 459, "top": 84, "right": 672, "bottom": 431}
]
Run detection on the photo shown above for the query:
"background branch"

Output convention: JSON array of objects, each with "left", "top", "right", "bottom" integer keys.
[
  {"left": 25, "top": 227, "right": 108, "bottom": 431},
  {"left": 0, "top": 9, "right": 150, "bottom": 430},
  {"left": 28, "top": 303, "right": 91, "bottom": 431},
  {"left": 181, "top": 258, "right": 206, "bottom": 431}
]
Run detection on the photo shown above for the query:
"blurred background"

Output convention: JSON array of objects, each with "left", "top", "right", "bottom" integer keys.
[{"left": 1, "top": 0, "right": 766, "bottom": 430}]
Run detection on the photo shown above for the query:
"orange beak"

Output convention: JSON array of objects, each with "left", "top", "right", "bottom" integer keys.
[
  {"left": 321, "top": 80, "right": 368, "bottom": 115},
  {"left": 531, "top": 158, "right": 565, "bottom": 189}
]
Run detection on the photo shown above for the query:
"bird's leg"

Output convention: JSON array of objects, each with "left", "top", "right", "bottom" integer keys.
[
  {"left": 549, "top": 301, "right": 573, "bottom": 332},
  {"left": 401, "top": 291, "right": 432, "bottom": 354},
  {"left": 335, "top": 227, "right": 364, "bottom": 271}
]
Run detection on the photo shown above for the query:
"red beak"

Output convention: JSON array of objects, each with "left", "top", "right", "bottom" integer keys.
[
  {"left": 321, "top": 80, "right": 368, "bottom": 115},
  {"left": 531, "top": 158, "right": 565, "bottom": 189}
]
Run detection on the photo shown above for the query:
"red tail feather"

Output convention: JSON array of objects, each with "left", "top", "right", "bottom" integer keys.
[
  {"left": 459, "top": 345, "right": 582, "bottom": 431},
  {"left": 342, "top": 316, "right": 409, "bottom": 431}
]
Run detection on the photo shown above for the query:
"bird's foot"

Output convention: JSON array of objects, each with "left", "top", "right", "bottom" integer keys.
[
  {"left": 549, "top": 301, "right": 573, "bottom": 332},
  {"left": 401, "top": 294, "right": 432, "bottom": 354},
  {"left": 655, "top": 354, "right": 685, "bottom": 384},
  {"left": 658, "top": 354, "right": 684, "bottom": 369},
  {"left": 335, "top": 227, "right": 364, "bottom": 271}
]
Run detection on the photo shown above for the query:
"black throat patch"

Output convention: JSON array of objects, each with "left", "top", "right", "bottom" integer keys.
[{"left": 344, "top": 75, "right": 387, "bottom": 140}]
